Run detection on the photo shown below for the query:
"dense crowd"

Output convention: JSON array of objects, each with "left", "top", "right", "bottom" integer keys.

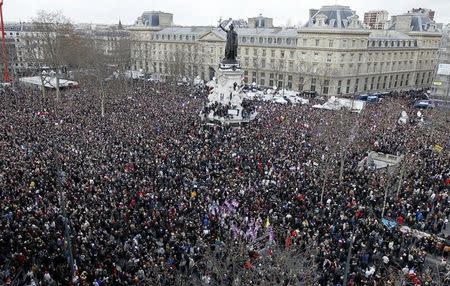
[
  {"left": 0, "top": 82, "right": 449, "bottom": 286},
  {"left": 201, "top": 99, "right": 255, "bottom": 119}
]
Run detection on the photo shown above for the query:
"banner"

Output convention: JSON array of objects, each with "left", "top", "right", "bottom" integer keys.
[{"left": 433, "top": 144, "right": 444, "bottom": 153}]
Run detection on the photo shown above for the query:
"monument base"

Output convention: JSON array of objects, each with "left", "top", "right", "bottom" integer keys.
[{"left": 201, "top": 63, "right": 257, "bottom": 125}]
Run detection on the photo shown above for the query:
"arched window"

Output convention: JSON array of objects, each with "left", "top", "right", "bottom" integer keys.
[
  {"left": 259, "top": 37, "right": 263, "bottom": 44},
  {"left": 268, "top": 38, "right": 272, "bottom": 44},
  {"left": 277, "top": 38, "right": 282, "bottom": 44},
  {"left": 286, "top": 38, "right": 292, "bottom": 45}
]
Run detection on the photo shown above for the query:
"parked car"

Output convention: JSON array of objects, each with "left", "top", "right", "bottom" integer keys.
[
  {"left": 367, "top": 95, "right": 381, "bottom": 103},
  {"left": 414, "top": 100, "right": 434, "bottom": 109}
]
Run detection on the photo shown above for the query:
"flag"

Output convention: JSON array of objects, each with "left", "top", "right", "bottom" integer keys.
[
  {"left": 231, "top": 224, "right": 241, "bottom": 239},
  {"left": 445, "top": 179, "right": 450, "bottom": 186},
  {"left": 264, "top": 217, "right": 270, "bottom": 228},
  {"left": 434, "top": 144, "right": 444, "bottom": 153},
  {"left": 268, "top": 226, "right": 275, "bottom": 244}
]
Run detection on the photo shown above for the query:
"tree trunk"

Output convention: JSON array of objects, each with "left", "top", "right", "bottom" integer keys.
[
  {"left": 320, "top": 169, "right": 328, "bottom": 204},
  {"left": 56, "top": 73, "right": 60, "bottom": 101},
  {"left": 381, "top": 167, "right": 392, "bottom": 218},
  {"left": 100, "top": 80, "right": 105, "bottom": 117},
  {"left": 396, "top": 164, "right": 405, "bottom": 198},
  {"left": 339, "top": 153, "right": 345, "bottom": 183},
  {"left": 101, "top": 91, "right": 105, "bottom": 117},
  {"left": 40, "top": 75, "right": 46, "bottom": 107}
]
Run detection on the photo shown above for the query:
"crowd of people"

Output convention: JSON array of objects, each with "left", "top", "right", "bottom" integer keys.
[
  {"left": 201, "top": 99, "right": 256, "bottom": 120},
  {"left": 0, "top": 82, "right": 449, "bottom": 285}
]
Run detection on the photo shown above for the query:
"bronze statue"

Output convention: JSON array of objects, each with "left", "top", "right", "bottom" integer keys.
[{"left": 219, "top": 18, "right": 238, "bottom": 65}]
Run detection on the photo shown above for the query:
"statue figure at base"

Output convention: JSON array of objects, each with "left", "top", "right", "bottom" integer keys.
[{"left": 219, "top": 19, "right": 238, "bottom": 65}]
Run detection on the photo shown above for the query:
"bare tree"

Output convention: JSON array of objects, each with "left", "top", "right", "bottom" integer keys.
[
  {"left": 23, "top": 11, "right": 84, "bottom": 102},
  {"left": 170, "top": 236, "right": 318, "bottom": 286},
  {"left": 270, "top": 59, "right": 287, "bottom": 89}
]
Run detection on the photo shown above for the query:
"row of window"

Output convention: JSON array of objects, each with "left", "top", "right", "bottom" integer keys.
[
  {"left": 153, "top": 34, "right": 196, "bottom": 41},
  {"left": 368, "top": 40, "right": 418, "bottom": 48},
  {"left": 240, "top": 36, "right": 297, "bottom": 46}
]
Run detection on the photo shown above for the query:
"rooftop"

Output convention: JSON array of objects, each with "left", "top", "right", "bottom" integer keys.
[{"left": 305, "top": 5, "right": 364, "bottom": 29}]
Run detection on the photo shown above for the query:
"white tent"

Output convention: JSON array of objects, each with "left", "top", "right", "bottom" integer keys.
[
  {"left": 313, "top": 97, "right": 365, "bottom": 113},
  {"left": 19, "top": 76, "right": 79, "bottom": 89}
]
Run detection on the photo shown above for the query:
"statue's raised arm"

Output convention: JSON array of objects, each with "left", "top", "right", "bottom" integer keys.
[{"left": 218, "top": 18, "right": 228, "bottom": 33}]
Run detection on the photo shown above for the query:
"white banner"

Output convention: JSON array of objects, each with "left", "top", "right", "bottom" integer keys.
[{"left": 437, "top": 64, "right": 450, "bottom": 76}]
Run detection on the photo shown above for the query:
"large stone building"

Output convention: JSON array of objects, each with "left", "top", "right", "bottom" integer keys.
[
  {"left": 0, "top": 21, "right": 129, "bottom": 81},
  {"left": 363, "top": 10, "right": 389, "bottom": 30},
  {"left": 129, "top": 6, "right": 442, "bottom": 96},
  {"left": 0, "top": 22, "right": 36, "bottom": 79},
  {"left": 431, "top": 24, "right": 450, "bottom": 99}
]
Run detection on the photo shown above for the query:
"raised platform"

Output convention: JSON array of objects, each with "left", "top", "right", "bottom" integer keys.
[
  {"left": 201, "top": 63, "right": 257, "bottom": 125},
  {"left": 368, "top": 151, "right": 404, "bottom": 170}
]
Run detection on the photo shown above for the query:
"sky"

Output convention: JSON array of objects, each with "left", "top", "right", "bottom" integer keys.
[{"left": 3, "top": 0, "right": 450, "bottom": 26}]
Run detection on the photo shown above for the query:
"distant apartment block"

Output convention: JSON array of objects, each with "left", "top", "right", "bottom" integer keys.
[{"left": 363, "top": 10, "right": 388, "bottom": 30}]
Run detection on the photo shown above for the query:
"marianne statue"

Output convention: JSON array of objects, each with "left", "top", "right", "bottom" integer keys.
[{"left": 219, "top": 18, "right": 238, "bottom": 65}]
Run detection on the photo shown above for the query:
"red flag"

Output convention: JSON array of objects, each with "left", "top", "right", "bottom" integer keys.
[
  {"left": 257, "top": 159, "right": 263, "bottom": 172},
  {"left": 445, "top": 179, "right": 450, "bottom": 186}
]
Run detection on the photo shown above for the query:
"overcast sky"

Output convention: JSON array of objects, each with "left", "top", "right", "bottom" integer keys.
[{"left": 4, "top": 0, "right": 450, "bottom": 26}]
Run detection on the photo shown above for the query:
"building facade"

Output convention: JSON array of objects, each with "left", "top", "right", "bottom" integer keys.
[
  {"left": 1, "top": 22, "right": 37, "bottom": 79},
  {"left": 363, "top": 10, "right": 389, "bottom": 30},
  {"left": 129, "top": 6, "right": 441, "bottom": 96},
  {"left": 431, "top": 24, "right": 450, "bottom": 99},
  {"left": 0, "top": 22, "right": 129, "bottom": 81}
]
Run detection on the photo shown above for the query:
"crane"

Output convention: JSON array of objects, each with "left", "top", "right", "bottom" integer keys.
[{"left": 0, "top": 0, "right": 11, "bottom": 82}]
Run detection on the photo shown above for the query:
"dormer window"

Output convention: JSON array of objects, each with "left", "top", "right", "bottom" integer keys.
[{"left": 315, "top": 14, "right": 328, "bottom": 27}]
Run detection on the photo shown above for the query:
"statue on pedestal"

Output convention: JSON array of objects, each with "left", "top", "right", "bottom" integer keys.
[{"left": 219, "top": 18, "right": 238, "bottom": 65}]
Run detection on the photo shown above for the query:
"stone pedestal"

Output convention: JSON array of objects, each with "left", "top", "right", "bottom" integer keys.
[
  {"left": 208, "top": 64, "right": 243, "bottom": 106},
  {"left": 201, "top": 63, "right": 257, "bottom": 125}
]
